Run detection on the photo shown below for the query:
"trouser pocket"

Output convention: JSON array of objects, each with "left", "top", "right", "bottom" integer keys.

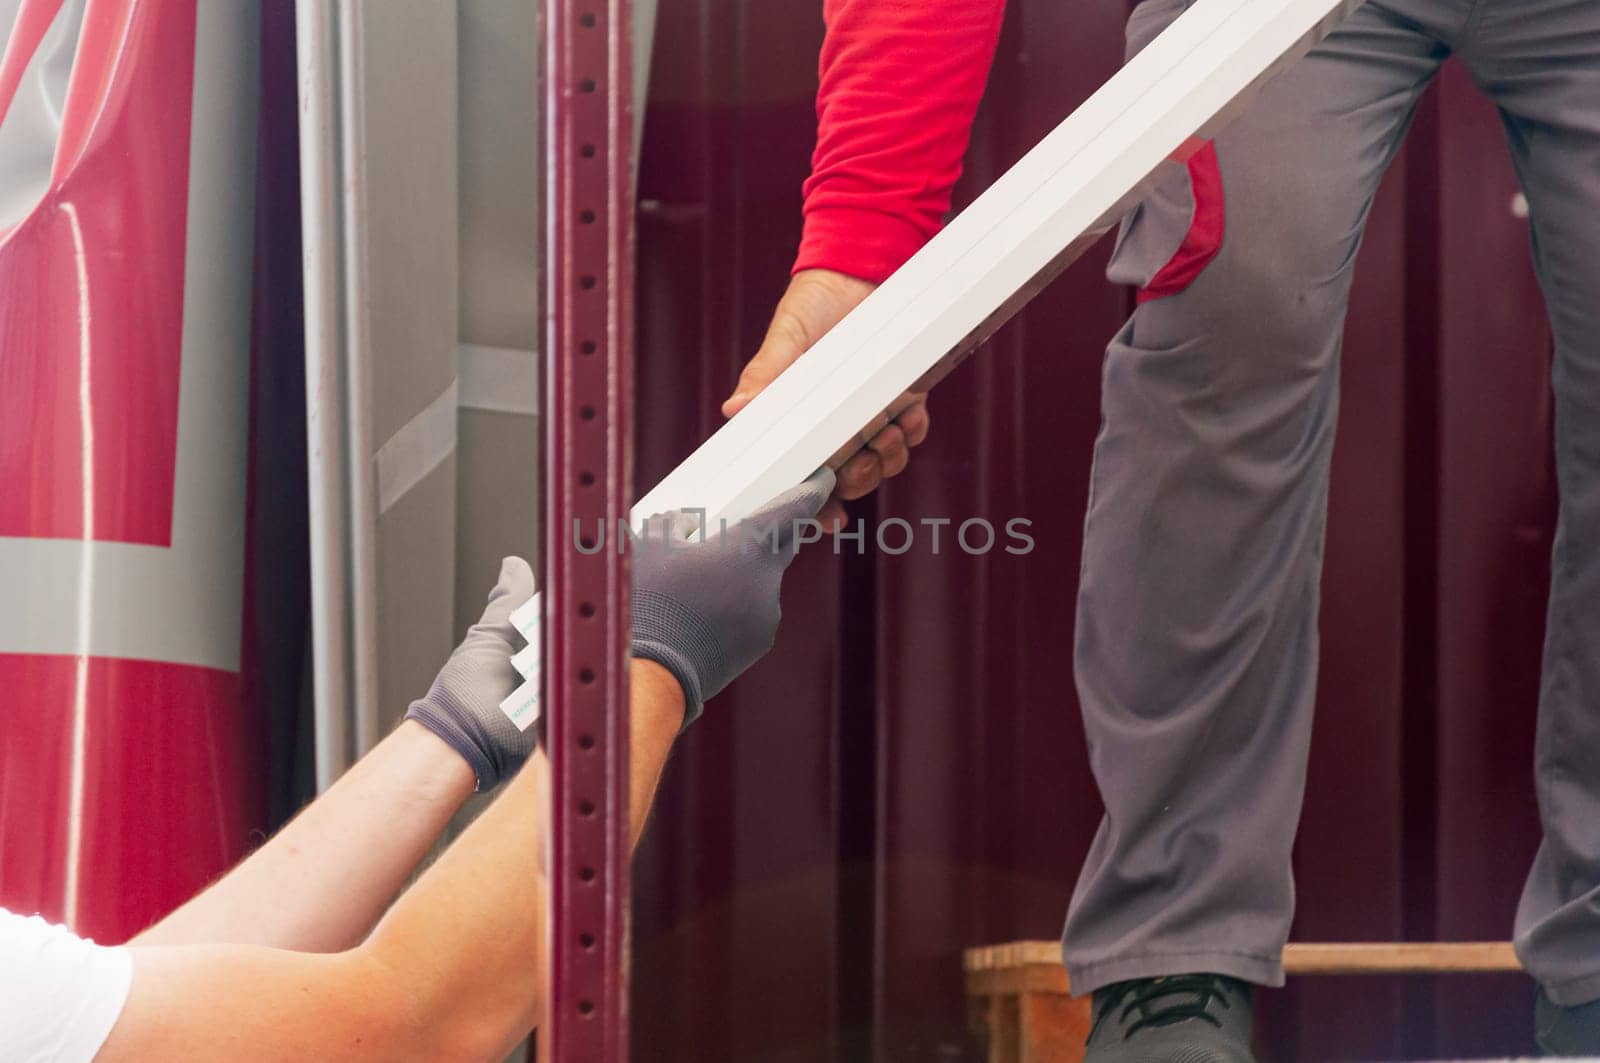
[{"left": 1108, "top": 0, "right": 1222, "bottom": 302}]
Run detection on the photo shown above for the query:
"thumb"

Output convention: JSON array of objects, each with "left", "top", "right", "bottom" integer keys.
[
  {"left": 477, "top": 556, "right": 537, "bottom": 634},
  {"left": 743, "top": 468, "right": 836, "bottom": 551},
  {"left": 724, "top": 270, "right": 875, "bottom": 417},
  {"left": 723, "top": 324, "right": 806, "bottom": 417},
  {"left": 634, "top": 510, "right": 696, "bottom": 557}
]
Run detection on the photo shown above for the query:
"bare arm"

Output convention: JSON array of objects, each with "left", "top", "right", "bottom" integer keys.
[
  {"left": 97, "top": 478, "right": 829, "bottom": 1060},
  {"left": 132, "top": 721, "right": 476, "bottom": 952},
  {"left": 99, "top": 661, "right": 684, "bottom": 1063},
  {"left": 136, "top": 558, "right": 539, "bottom": 953}
]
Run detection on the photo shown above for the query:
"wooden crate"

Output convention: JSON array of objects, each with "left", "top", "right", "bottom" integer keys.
[{"left": 963, "top": 940, "right": 1520, "bottom": 1062}]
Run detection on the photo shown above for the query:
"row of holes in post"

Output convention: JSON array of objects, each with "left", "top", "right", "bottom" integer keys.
[{"left": 571, "top": 2, "right": 604, "bottom": 1026}]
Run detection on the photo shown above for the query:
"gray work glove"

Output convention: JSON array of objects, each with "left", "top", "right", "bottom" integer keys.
[
  {"left": 406, "top": 556, "right": 538, "bottom": 790},
  {"left": 631, "top": 468, "right": 834, "bottom": 729}
]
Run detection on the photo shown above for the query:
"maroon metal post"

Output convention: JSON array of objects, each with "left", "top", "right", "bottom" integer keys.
[{"left": 542, "top": 0, "right": 633, "bottom": 1059}]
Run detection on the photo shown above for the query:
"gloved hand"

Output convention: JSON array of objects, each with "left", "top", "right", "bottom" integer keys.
[
  {"left": 406, "top": 556, "right": 538, "bottom": 790},
  {"left": 630, "top": 467, "right": 834, "bottom": 729}
]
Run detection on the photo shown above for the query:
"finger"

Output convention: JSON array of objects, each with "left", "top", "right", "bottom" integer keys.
[
  {"left": 836, "top": 448, "right": 883, "bottom": 501},
  {"left": 480, "top": 556, "right": 536, "bottom": 627},
  {"left": 867, "top": 423, "right": 910, "bottom": 479},
  {"left": 798, "top": 466, "right": 838, "bottom": 507},
  {"left": 896, "top": 401, "right": 930, "bottom": 447},
  {"left": 468, "top": 556, "right": 537, "bottom": 651},
  {"left": 667, "top": 509, "right": 705, "bottom": 541},
  {"left": 731, "top": 469, "right": 835, "bottom": 556},
  {"left": 722, "top": 358, "right": 778, "bottom": 417},
  {"left": 636, "top": 511, "right": 689, "bottom": 554},
  {"left": 854, "top": 409, "right": 894, "bottom": 445},
  {"left": 820, "top": 405, "right": 891, "bottom": 471},
  {"left": 819, "top": 497, "right": 847, "bottom": 533},
  {"left": 746, "top": 467, "right": 837, "bottom": 528},
  {"left": 885, "top": 390, "right": 925, "bottom": 420}
]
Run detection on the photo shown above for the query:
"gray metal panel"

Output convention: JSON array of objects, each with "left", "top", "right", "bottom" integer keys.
[
  {"left": 301, "top": 0, "right": 464, "bottom": 775},
  {"left": 299, "top": 0, "right": 649, "bottom": 768},
  {"left": 453, "top": 408, "right": 539, "bottom": 638},
  {"left": 361, "top": 0, "right": 461, "bottom": 446},
  {"left": 357, "top": 0, "right": 461, "bottom": 746},
  {"left": 375, "top": 459, "right": 460, "bottom": 731},
  {"left": 452, "top": 0, "right": 653, "bottom": 629},
  {"left": 458, "top": 0, "right": 540, "bottom": 353},
  {"left": 456, "top": 0, "right": 542, "bottom": 631}
]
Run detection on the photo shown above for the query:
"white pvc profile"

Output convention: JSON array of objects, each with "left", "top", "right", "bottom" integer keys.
[{"left": 501, "top": 0, "right": 1359, "bottom": 720}]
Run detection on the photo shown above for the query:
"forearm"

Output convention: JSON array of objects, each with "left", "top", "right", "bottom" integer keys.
[
  {"left": 626, "top": 659, "right": 688, "bottom": 847},
  {"left": 358, "top": 660, "right": 685, "bottom": 1055},
  {"left": 134, "top": 721, "right": 476, "bottom": 952}
]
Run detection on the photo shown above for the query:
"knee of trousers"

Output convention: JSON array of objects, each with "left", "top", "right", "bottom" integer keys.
[
  {"left": 1117, "top": 246, "right": 1349, "bottom": 391},
  {"left": 1094, "top": 261, "right": 1345, "bottom": 516}
]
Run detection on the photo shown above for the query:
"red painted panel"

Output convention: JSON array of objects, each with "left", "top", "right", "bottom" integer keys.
[
  {"left": 0, "top": 655, "right": 254, "bottom": 942},
  {"left": 0, "top": 0, "right": 194, "bottom": 546},
  {"left": 0, "top": 0, "right": 265, "bottom": 951}
]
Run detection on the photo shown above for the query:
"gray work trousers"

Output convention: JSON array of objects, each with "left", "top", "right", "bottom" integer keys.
[{"left": 1065, "top": 0, "right": 1600, "bottom": 1005}]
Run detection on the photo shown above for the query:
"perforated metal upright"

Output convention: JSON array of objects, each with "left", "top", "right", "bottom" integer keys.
[{"left": 542, "top": 0, "right": 634, "bottom": 1059}]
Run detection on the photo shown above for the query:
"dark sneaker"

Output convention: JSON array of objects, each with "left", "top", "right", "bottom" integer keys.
[
  {"left": 1536, "top": 986, "right": 1600, "bottom": 1055},
  {"left": 1084, "top": 973, "right": 1255, "bottom": 1063}
]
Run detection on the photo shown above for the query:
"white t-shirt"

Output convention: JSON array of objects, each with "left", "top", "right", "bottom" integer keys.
[{"left": 0, "top": 908, "right": 131, "bottom": 1062}]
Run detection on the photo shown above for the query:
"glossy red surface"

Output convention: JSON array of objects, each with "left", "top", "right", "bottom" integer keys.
[
  {"left": 0, "top": 655, "right": 250, "bottom": 941},
  {"left": 0, "top": 0, "right": 193, "bottom": 545},
  {"left": 0, "top": 0, "right": 263, "bottom": 946}
]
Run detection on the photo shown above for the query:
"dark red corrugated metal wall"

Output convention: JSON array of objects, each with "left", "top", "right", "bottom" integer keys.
[
  {"left": 632, "top": 5, "right": 848, "bottom": 1059},
  {"left": 632, "top": 3, "right": 1553, "bottom": 1058}
]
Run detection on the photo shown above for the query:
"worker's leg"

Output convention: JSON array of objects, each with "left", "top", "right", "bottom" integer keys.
[
  {"left": 1468, "top": 3, "right": 1600, "bottom": 1009},
  {"left": 1064, "top": 0, "right": 1450, "bottom": 993}
]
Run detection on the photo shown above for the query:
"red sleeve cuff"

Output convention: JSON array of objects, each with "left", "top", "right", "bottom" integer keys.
[{"left": 793, "top": 203, "right": 935, "bottom": 285}]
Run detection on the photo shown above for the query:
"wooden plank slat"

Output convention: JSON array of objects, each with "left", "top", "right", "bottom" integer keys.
[
  {"left": 1281, "top": 941, "right": 1520, "bottom": 974},
  {"left": 966, "top": 941, "right": 1063, "bottom": 973},
  {"left": 963, "top": 940, "right": 1522, "bottom": 983},
  {"left": 965, "top": 941, "right": 1522, "bottom": 1063},
  {"left": 966, "top": 965, "right": 1071, "bottom": 997}
]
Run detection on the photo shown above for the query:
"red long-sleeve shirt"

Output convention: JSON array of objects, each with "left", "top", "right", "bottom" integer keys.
[{"left": 793, "top": 0, "right": 1008, "bottom": 284}]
